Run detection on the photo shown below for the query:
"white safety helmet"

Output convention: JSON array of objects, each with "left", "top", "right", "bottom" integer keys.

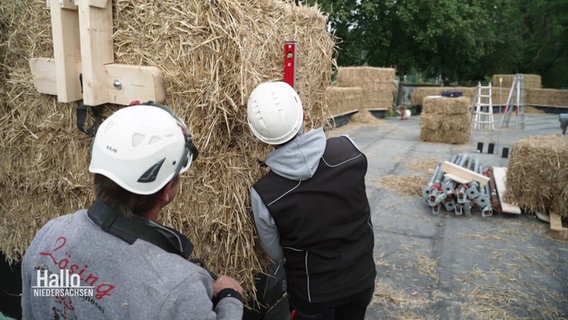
[
  {"left": 89, "top": 103, "right": 198, "bottom": 195},
  {"left": 247, "top": 81, "right": 304, "bottom": 145}
]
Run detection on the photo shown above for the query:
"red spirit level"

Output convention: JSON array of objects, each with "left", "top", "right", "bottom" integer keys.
[{"left": 283, "top": 41, "right": 297, "bottom": 89}]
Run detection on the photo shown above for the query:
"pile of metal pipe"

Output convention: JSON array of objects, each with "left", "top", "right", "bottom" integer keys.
[{"left": 422, "top": 153, "right": 493, "bottom": 217}]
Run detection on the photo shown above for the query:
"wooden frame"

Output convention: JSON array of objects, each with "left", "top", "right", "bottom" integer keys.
[{"left": 29, "top": 0, "right": 164, "bottom": 106}]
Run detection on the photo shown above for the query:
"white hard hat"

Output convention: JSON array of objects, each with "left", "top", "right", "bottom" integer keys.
[
  {"left": 247, "top": 81, "right": 304, "bottom": 145},
  {"left": 89, "top": 103, "right": 198, "bottom": 195}
]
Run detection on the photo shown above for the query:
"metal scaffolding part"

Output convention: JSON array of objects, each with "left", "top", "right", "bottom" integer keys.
[
  {"left": 422, "top": 153, "right": 493, "bottom": 217},
  {"left": 500, "top": 73, "right": 525, "bottom": 129}
]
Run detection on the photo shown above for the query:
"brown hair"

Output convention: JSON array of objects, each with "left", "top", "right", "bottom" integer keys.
[{"left": 93, "top": 174, "right": 172, "bottom": 218}]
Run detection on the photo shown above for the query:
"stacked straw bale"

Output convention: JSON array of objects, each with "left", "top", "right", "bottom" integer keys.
[
  {"left": 410, "top": 86, "right": 475, "bottom": 107},
  {"left": 420, "top": 96, "right": 471, "bottom": 144},
  {"left": 0, "top": 0, "right": 335, "bottom": 300},
  {"left": 409, "top": 74, "right": 568, "bottom": 109},
  {"left": 490, "top": 74, "right": 568, "bottom": 108},
  {"left": 324, "top": 86, "right": 363, "bottom": 116},
  {"left": 525, "top": 88, "right": 568, "bottom": 108},
  {"left": 335, "top": 66, "right": 396, "bottom": 110},
  {"left": 491, "top": 74, "right": 542, "bottom": 89},
  {"left": 504, "top": 135, "right": 568, "bottom": 217}
]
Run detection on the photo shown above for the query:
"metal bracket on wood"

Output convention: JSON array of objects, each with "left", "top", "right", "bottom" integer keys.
[{"left": 29, "top": 0, "right": 164, "bottom": 106}]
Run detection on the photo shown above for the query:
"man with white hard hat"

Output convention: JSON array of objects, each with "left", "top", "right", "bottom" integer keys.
[
  {"left": 21, "top": 102, "right": 243, "bottom": 319},
  {"left": 247, "top": 82, "right": 376, "bottom": 320}
]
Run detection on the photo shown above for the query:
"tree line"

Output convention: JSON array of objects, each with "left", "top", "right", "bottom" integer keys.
[{"left": 297, "top": 0, "right": 568, "bottom": 88}]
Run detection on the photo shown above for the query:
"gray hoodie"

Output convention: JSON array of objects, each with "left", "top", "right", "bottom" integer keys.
[
  {"left": 250, "top": 128, "right": 353, "bottom": 261},
  {"left": 21, "top": 210, "right": 243, "bottom": 320}
]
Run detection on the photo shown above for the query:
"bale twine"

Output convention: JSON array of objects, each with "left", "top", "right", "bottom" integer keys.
[
  {"left": 0, "top": 0, "right": 335, "bottom": 302},
  {"left": 504, "top": 135, "right": 568, "bottom": 217},
  {"left": 420, "top": 97, "right": 471, "bottom": 144}
]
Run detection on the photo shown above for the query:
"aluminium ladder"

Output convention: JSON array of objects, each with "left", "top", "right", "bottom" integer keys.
[
  {"left": 500, "top": 74, "right": 525, "bottom": 129},
  {"left": 472, "top": 82, "right": 494, "bottom": 130}
]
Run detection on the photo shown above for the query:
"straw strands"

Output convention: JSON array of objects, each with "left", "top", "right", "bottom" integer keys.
[
  {"left": 420, "top": 97, "right": 471, "bottom": 144},
  {"left": 410, "top": 87, "right": 475, "bottom": 107},
  {"left": 335, "top": 66, "right": 396, "bottom": 110},
  {"left": 0, "top": 0, "right": 335, "bottom": 300},
  {"left": 422, "top": 96, "right": 470, "bottom": 115},
  {"left": 491, "top": 74, "right": 542, "bottom": 89},
  {"left": 504, "top": 134, "right": 568, "bottom": 217},
  {"left": 379, "top": 175, "right": 428, "bottom": 197},
  {"left": 525, "top": 88, "right": 568, "bottom": 108},
  {"left": 325, "top": 86, "right": 363, "bottom": 116}
]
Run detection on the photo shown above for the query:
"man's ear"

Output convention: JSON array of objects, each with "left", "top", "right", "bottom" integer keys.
[{"left": 161, "top": 179, "right": 177, "bottom": 203}]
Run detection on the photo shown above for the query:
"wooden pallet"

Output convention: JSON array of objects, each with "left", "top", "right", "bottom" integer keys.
[{"left": 549, "top": 211, "right": 568, "bottom": 240}]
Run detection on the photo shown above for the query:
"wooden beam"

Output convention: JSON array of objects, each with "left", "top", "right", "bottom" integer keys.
[
  {"left": 78, "top": 0, "right": 113, "bottom": 106},
  {"left": 550, "top": 211, "right": 568, "bottom": 240},
  {"left": 105, "top": 64, "right": 165, "bottom": 105},
  {"left": 29, "top": 58, "right": 57, "bottom": 95},
  {"left": 29, "top": 59, "right": 165, "bottom": 105},
  {"left": 87, "top": 0, "right": 109, "bottom": 8},
  {"left": 443, "top": 173, "right": 470, "bottom": 185},
  {"left": 60, "top": 0, "right": 77, "bottom": 9},
  {"left": 440, "top": 160, "right": 490, "bottom": 186},
  {"left": 48, "top": 0, "right": 82, "bottom": 102},
  {"left": 492, "top": 167, "right": 521, "bottom": 214},
  {"left": 32, "top": 0, "right": 165, "bottom": 106}
]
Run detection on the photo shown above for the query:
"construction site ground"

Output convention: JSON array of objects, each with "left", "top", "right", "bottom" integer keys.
[{"left": 324, "top": 112, "right": 567, "bottom": 320}]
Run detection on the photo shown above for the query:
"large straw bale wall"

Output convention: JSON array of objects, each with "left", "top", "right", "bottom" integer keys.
[
  {"left": 420, "top": 97, "right": 471, "bottom": 144},
  {"left": 525, "top": 88, "right": 568, "bottom": 108},
  {"left": 0, "top": 0, "right": 335, "bottom": 299},
  {"left": 409, "top": 74, "right": 565, "bottom": 109},
  {"left": 504, "top": 135, "right": 568, "bottom": 217},
  {"left": 487, "top": 87, "right": 568, "bottom": 108},
  {"left": 491, "top": 74, "right": 542, "bottom": 89},
  {"left": 335, "top": 66, "right": 396, "bottom": 110}
]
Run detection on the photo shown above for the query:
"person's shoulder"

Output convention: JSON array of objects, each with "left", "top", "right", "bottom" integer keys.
[
  {"left": 327, "top": 134, "right": 358, "bottom": 148},
  {"left": 325, "top": 134, "right": 367, "bottom": 159},
  {"left": 133, "top": 241, "right": 211, "bottom": 279},
  {"left": 37, "top": 210, "right": 86, "bottom": 232}
]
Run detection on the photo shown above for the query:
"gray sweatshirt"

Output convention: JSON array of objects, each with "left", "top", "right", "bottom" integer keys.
[
  {"left": 250, "top": 128, "right": 359, "bottom": 261},
  {"left": 21, "top": 209, "right": 243, "bottom": 320}
]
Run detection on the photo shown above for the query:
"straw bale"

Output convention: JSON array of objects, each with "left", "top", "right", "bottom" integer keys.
[
  {"left": 325, "top": 86, "right": 363, "bottom": 116},
  {"left": 0, "top": 0, "right": 335, "bottom": 302},
  {"left": 420, "top": 113, "right": 471, "bottom": 144},
  {"left": 335, "top": 66, "right": 396, "bottom": 87},
  {"left": 361, "top": 86, "right": 396, "bottom": 110},
  {"left": 552, "top": 184, "right": 568, "bottom": 217},
  {"left": 422, "top": 96, "right": 471, "bottom": 115},
  {"left": 525, "top": 88, "right": 568, "bottom": 108},
  {"left": 410, "top": 86, "right": 475, "bottom": 106},
  {"left": 335, "top": 67, "right": 396, "bottom": 110},
  {"left": 491, "top": 74, "right": 542, "bottom": 89},
  {"left": 504, "top": 135, "right": 568, "bottom": 217}
]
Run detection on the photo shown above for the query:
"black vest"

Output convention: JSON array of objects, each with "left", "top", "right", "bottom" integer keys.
[{"left": 253, "top": 136, "right": 376, "bottom": 303}]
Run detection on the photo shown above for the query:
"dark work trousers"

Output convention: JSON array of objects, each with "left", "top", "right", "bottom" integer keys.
[{"left": 289, "top": 285, "right": 375, "bottom": 320}]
